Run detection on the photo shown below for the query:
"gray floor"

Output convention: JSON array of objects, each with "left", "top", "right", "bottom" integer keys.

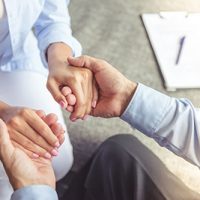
[{"left": 65, "top": 0, "right": 200, "bottom": 193}]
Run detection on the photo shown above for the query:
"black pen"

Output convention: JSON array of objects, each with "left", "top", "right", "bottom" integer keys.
[{"left": 175, "top": 36, "right": 186, "bottom": 65}]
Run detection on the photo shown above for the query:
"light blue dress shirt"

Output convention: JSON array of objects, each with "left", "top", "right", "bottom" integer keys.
[
  {"left": 121, "top": 83, "right": 200, "bottom": 167},
  {"left": 11, "top": 83, "right": 200, "bottom": 199},
  {"left": 11, "top": 185, "right": 58, "bottom": 200},
  {"left": 1, "top": 0, "right": 81, "bottom": 199},
  {"left": 0, "top": 0, "right": 81, "bottom": 76}
]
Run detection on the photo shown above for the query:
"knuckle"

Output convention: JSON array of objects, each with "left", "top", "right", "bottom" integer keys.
[
  {"left": 19, "top": 108, "right": 30, "bottom": 117},
  {"left": 82, "top": 69, "right": 92, "bottom": 80},
  {"left": 9, "top": 117, "right": 20, "bottom": 127},
  {"left": 69, "top": 77, "right": 77, "bottom": 85}
]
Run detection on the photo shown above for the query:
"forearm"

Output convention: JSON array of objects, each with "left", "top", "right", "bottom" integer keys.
[
  {"left": 47, "top": 42, "right": 73, "bottom": 70},
  {"left": 121, "top": 83, "right": 200, "bottom": 167}
]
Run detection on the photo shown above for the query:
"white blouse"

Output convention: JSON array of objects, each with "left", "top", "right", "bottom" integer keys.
[
  {"left": 0, "top": 0, "right": 5, "bottom": 19},
  {"left": 0, "top": 0, "right": 9, "bottom": 62}
]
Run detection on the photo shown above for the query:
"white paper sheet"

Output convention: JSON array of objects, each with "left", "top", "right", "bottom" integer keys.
[{"left": 142, "top": 12, "right": 200, "bottom": 91}]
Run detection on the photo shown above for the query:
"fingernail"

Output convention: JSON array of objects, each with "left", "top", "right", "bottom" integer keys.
[
  {"left": 60, "top": 101, "right": 66, "bottom": 109},
  {"left": 32, "top": 153, "right": 40, "bottom": 158},
  {"left": 83, "top": 115, "right": 89, "bottom": 120},
  {"left": 51, "top": 149, "right": 59, "bottom": 156},
  {"left": 61, "top": 129, "right": 65, "bottom": 134},
  {"left": 92, "top": 101, "right": 97, "bottom": 108},
  {"left": 54, "top": 141, "right": 60, "bottom": 147},
  {"left": 44, "top": 152, "right": 52, "bottom": 159},
  {"left": 71, "top": 118, "right": 76, "bottom": 122}
]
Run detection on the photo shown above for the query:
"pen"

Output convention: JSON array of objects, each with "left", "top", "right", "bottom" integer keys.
[{"left": 175, "top": 36, "right": 186, "bottom": 65}]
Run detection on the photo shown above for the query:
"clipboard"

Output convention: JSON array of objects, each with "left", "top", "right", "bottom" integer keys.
[{"left": 142, "top": 12, "right": 200, "bottom": 91}]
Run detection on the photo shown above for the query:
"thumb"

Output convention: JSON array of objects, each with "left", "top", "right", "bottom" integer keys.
[
  {"left": 0, "top": 119, "right": 15, "bottom": 162},
  {"left": 68, "top": 56, "right": 102, "bottom": 73},
  {"left": 47, "top": 78, "right": 68, "bottom": 108}
]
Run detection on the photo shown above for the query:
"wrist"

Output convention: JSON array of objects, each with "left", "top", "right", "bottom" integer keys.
[
  {"left": 47, "top": 42, "right": 72, "bottom": 70},
  {"left": 119, "top": 81, "right": 137, "bottom": 116},
  {"left": 13, "top": 177, "right": 55, "bottom": 191}
]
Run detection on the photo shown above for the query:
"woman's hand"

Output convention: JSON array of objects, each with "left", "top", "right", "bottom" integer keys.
[
  {"left": 67, "top": 56, "right": 137, "bottom": 118},
  {"left": 47, "top": 62, "right": 98, "bottom": 121},
  {"left": 0, "top": 105, "right": 64, "bottom": 159},
  {"left": 0, "top": 119, "right": 56, "bottom": 190},
  {"left": 47, "top": 43, "right": 98, "bottom": 121}
]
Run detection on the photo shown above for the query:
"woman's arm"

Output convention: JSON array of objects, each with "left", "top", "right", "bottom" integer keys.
[{"left": 34, "top": 0, "right": 98, "bottom": 120}]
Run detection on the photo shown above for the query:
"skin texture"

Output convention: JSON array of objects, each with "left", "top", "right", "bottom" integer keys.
[
  {"left": 0, "top": 119, "right": 55, "bottom": 190},
  {"left": 66, "top": 55, "right": 138, "bottom": 118},
  {"left": 0, "top": 102, "right": 64, "bottom": 158},
  {"left": 47, "top": 43, "right": 98, "bottom": 121},
  {"left": 0, "top": 55, "right": 137, "bottom": 192}
]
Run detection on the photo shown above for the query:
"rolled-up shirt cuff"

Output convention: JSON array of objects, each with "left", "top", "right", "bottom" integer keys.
[
  {"left": 11, "top": 185, "right": 58, "bottom": 200},
  {"left": 120, "top": 83, "right": 172, "bottom": 137},
  {"left": 39, "top": 25, "right": 82, "bottom": 68}
]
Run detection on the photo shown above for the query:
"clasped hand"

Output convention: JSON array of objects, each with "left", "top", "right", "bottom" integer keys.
[{"left": 50, "top": 55, "right": 137, "bottom": 119}]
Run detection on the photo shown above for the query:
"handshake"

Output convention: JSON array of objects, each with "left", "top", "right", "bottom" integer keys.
[
  {"left": 51, "top": 55, "right": 137, "bottom": 121},
  {"left": 0, "top": 55, "right": 138, "bottom": 194}
]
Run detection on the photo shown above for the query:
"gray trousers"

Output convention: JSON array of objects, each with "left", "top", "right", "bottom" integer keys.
[{"left": 57, "top": 134, "right": 200, "bottom": 200}]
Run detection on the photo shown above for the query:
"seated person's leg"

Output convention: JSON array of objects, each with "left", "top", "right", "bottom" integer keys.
[
  {"left": 0, "top": 70, "right": 73, "bottom": 199},
  {"left": 63, "top": 134, "right": 200, "bottom": 200},
  {"left": 83, "top": 134, "right": 200, "bottom": 200}
]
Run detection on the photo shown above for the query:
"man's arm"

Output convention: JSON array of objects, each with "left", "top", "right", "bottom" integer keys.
[
  {"left": 121, "top": 83, "right": 200, "bottom": 167},
  {"left": 67, "top": 55, "right": 200, "bottom": 168}
]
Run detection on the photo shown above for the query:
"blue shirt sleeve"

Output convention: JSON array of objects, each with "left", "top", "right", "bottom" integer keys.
[
  {"left": 11, "top": 185, "right": 58, "bottom": 200},
  {"left": 121, "top": 83, "right": 200, "bottom": 167},
  {"left": 34, "top": 0, "right": 82, "bottom": 67}
]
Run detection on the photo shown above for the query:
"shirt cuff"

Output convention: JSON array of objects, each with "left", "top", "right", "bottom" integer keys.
[
  {"left": 121, "top": 83, "right": 172, "bottom": 137},
  {"left": 39, "top": 25, "right": 82, "bottom": 68},
  {"left": 11, "top": 185, "right": 58, "bottom": 200}
]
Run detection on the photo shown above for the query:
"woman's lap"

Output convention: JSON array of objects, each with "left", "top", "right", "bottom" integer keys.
[{"left": 0, "top": 70, "right": 73, "bottom": 199}]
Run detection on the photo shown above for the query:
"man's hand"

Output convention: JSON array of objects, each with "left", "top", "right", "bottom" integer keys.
[
  {"left": 0, "top": 119, "right": 55, "bottom": 190},
  {"left": 67, "top": 56, "right": 138, "bottom": 118},
  {"left": 0, "top": 104, "right": 63, "bottom": 159},
  {"left": 47, "top": 43, "right": 98, "bottom": 121}
]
